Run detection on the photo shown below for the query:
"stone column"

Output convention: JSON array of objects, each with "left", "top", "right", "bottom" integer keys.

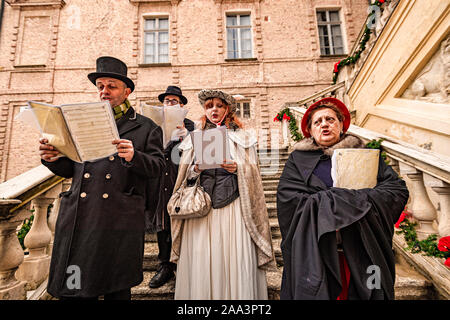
[
  {"left": 0, "top": 200, "right": 27, "bottom": 300},
  {"left": 399, "top": 163, "right": 437, "bottom": 240},
  {"left": 16, "top": 188, "right": 58, "bottom": 290},
  {"left": 426, "top": 176, "right": 450, "bottom": 238}
]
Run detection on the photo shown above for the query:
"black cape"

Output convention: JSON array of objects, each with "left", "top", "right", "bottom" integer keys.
[{"left": 276, "top": 149, "right": 409, "bottom": 300}]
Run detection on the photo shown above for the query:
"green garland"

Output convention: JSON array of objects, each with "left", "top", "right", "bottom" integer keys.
[
  {"left": 332, "top": 0, "right": 386, "bottom": 84},
  {"left": 17, "top": 212, "right": 34, "bottom": 250},
  {"left": 396, "top": 219, "right": 448, "bottom": 259},
  {"left": 365, "top": 138, "right": 389, "bottom": 164},
  {"left": 274, "top": 108, "right": 303, "bottom": 142}
]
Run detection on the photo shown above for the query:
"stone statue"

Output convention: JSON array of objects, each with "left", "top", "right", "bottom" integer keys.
[{"left": 403, "top": 35, "right": 450, "bottom": 104}]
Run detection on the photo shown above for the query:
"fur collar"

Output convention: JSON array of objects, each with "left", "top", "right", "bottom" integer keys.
[{"left": 292, "top": 133, "right": 365, "bottom": 156}]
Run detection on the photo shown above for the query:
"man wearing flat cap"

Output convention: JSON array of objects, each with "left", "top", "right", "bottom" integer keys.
[
  {"left": 39, "top": 56, "right": 164, "bottom": 300},
  {"left": 145, "top": 85, "right": 194, "bottom": 288}
]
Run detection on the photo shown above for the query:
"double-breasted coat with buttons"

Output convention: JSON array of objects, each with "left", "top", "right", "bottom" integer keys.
[{"left": 42, "top": 107, "right": 164, "bottom": 298}]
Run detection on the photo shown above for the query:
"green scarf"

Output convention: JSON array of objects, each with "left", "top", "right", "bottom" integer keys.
[{"left": 113, "top": 99, "right": 131, "bottom": 120}]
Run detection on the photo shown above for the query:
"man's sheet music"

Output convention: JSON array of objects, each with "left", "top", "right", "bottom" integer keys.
[
  {"left": 28, "top": 101, "right": 120, "bottom": 162},
  {"left": 191, "top": 126, "right": 231, "bottom": 170},
  {"left": 141, "top": 104, "right": 188, "bottom": 149},
  {"left": 60, "top": 102, "right": 120, "bottom": 162}
]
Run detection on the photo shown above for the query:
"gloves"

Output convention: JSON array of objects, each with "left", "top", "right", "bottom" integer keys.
[{"left": 171, "top": 126, "right": 188, "bottom": 141}]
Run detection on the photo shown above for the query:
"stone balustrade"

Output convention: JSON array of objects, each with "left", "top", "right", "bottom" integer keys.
[
  {"left": 287, "top": 105, "right": 450, "bottom": 242},
  {"left": 0, "top": 165, "right": 65, "bottom": 299}
]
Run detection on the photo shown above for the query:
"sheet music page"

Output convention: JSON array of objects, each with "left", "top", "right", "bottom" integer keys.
[
  {"left": 191, "top": 126, "right": 231, "bottom": 170},
  {"left": 60, "top": 101, "right": 120, "bottom": 162},
  {"left": 331, "top": 148, "right": 380, "bottom": 189},
  {"left": 163, "top": 105, "right": 188, "bottom": 148},
  {"left": 28, "top": 101, "right": 81, "bottom": 162},
  {"left": 141, "top": 104, "right": 164, "bottom": 127}
]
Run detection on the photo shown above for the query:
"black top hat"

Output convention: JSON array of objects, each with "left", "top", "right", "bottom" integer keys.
[
  {"left": 88, "top": 56, "right": 135, "bottom": 92},
  {"left": 158, "top": 86, "right": 188, "bottom": 105}
]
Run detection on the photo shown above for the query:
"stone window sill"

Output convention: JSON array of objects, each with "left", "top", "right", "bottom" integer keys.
[{"left": 138, "top": 63, "right": 172, "bottom": 67}]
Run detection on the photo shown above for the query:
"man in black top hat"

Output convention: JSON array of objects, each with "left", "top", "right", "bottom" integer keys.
[
  {"left": 39, "top": 56, "right": 164, "bottom": 300},
  {"left": 145, "top": 86, "right": 195, "bottom": 288}
]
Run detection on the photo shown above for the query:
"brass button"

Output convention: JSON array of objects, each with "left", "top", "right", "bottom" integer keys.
[
  {"left": 103, "top": 193, "right": 109, "bottom": 199},
  {"left": 109, "top": 156, "right": 115, "bottom": 161},
  {"left": 80, "top": 192, "right": 87, "bottom": 198},
  {"left": 164, "top": 188, "right": 167, "bottom": 191},
  {"left": 165, "top": 158, "right": 169, "bottom": 161},
  {"left": 105, "top": 174, "right": 111, "bottom": 180},
  {"left": 84, "top": 173, "right": 90, "bottom": 179},
  {"left": 165, "top": 172, "right": 168, "bottom": 176}
]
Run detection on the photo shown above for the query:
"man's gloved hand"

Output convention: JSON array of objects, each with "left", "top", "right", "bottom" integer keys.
[{"left": 171, "top": 125, "right": 188, "bottom": 141}]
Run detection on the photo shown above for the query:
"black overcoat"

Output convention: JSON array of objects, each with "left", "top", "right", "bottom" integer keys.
[
  {"left": 145, "top": 118, "right": 194, "bottom": 233},
  {"left": 277, "top": 149, "right": 409, "bottom": 300},
  {"left": 43, "top": 107, "right": 164, "bottom": 298}
]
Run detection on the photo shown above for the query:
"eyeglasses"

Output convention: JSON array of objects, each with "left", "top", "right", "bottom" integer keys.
[{"left": 163, "top": 99, "right": 180, "bottom": 106}]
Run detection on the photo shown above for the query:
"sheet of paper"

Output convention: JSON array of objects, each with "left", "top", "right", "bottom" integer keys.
[
  {"left": 59, "top": 101, "right": 120, "bottom": 162},
  {"left": 163, "top": 105, "right": 188, "bottom": 147},
  {"left": 141, "top": 104, "right": 164, "bottom": 127},
  {"left": 331, "top": 148, "right": 380, "bottom": 189},
  {"left": 191, "top": 126, "right": 231, "bottom": 170},
  {"left": 28, "top": 101, "right": 81, "bottom": 162},
  {"left": 141, "top": 104, "right": 188, "bottom": 148}
]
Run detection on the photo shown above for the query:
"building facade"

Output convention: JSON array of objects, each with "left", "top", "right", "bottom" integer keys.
[{"left": 0, "top": 0, "right": 369, "bottom": 181}]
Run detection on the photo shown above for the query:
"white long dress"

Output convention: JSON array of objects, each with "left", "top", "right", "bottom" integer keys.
[{"left": 174, "top": 196, "right": 268, "bottom": 300}]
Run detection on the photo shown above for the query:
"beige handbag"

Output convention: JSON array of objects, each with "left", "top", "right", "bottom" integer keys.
[{"left": 167, "top": 176, "right": 212, "bottom": 220}]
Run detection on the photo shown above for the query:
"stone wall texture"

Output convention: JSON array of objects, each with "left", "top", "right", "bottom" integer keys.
[{"left": 0, "top": 0, "right": 369, "bottom": 181}]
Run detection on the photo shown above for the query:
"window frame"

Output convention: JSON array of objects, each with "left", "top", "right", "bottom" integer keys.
[
  {"left": 316, "top": 9, "right": 346, "bottom": 56},
  {"left": 225, "top": 13, "right": 254, "bottom": 60},
  {"left": 235, "top": 100, "right": 252, "bottom": 119},
  {"left": 142, "top": 16, "right": 170, "bottom": 64}
]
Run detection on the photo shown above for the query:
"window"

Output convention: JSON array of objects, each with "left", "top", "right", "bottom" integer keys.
[
  {"left": 143, "top": 17, "right": 169, "bottom": 64},
  {"left": 235, "top": 101, "right": 251, "bottom": 118},
  {"left": 316, "top": 10, "right": 345, "bottom": 55},
  {"left": 226, "top": 14, "right": 252, "bottom": 59}
]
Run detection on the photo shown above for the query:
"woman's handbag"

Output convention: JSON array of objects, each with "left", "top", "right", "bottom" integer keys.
[{"left": 167, "top": 176, "right": 212, "bottom": 219}]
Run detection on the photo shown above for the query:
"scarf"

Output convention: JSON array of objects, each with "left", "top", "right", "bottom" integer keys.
[{"left": 113, "top": 99, "right": 131, "bottom": 120}]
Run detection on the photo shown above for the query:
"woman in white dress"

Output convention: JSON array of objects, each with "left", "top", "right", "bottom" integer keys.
[{"left": 170, "top": 89, "right": 275, "bottom": 300}]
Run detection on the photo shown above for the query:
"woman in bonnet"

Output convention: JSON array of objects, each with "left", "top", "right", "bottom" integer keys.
[{"left": 170, "top": 89, "right": 274, "bottom": 299}]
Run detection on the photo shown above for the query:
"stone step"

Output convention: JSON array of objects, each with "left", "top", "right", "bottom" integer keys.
[
  {"left": 131, "top": 271, "right": 175, "bottom": 300},
  {"left": 270, "top": 217, "right": 281, "bottom": 239},
  {"left": 394, "top": 263, "right": 433, "bottom": 300},
  {"left": 266, "top": 202, "right": 277, "bottom": 218},
  {"left": 143, "top": 241, "right": 159, "bottom": 271},
  {"left": 264, "top": 190, "right": 277, "bottom": 203},
  {"left": 132, "top": 269, "right": 283, "bottom": 300},
  {"left": 262, "top": 179, "right": 280, "bottom": 190}
]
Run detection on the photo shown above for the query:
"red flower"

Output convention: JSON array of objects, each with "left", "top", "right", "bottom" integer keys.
[
  {"left": 395, "top": 210, "right": 410, "bottom": 229},
  {"left": 273, "top": 115, "right": 280, "bottom": 122},
  {"left": 445, "top": 258, "right": 450, "bottom": 268},
  {"left": 334, "top": 60, "right": 341, "bottom": 73},
  {"left": 438, "top": 236, "right": 450, "bottom": 252},
  {"left": 282, "top": 113, "right": 291, "bottom": 121},
  {"left": 379, "top": 0, "right": 385, "bottom": 3}
]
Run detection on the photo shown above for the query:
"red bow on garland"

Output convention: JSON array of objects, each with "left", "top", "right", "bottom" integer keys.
[{"left": 282, "top": 113, "right": 291, "bottom": 121}]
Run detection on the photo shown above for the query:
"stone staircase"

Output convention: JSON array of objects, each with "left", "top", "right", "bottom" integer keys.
[{"left": 131, "top": 147, "right": 435, "bottom": 300}]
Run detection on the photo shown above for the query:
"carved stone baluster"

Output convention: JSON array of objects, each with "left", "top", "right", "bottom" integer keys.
[
  {"left": 0, "top": 200, "right": 27, "bottom": 300},
  {"left": 399, "top": 163, "right": 437, "bottom": 240},
  {"left": 425, "top": 176, "right": 450, "bottom": 237},
  {"left": 16, "top": 188, "right": 59, "bottom": 290}
]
